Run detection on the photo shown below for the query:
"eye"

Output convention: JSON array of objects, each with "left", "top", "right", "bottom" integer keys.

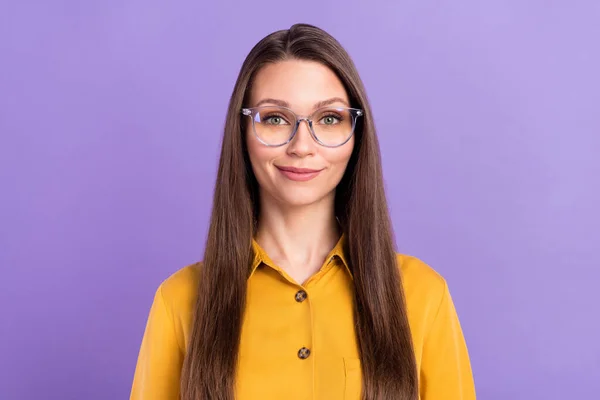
[
  {"left": 318, "top": 114, "right": 342, "bottom": 125},
  {"left": 263, "top": 115, "right": 290, "bottom": 125}
]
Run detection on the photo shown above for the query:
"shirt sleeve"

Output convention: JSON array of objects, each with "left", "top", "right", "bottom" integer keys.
[
  {"left": 130, "top": 286, "right": 184, "bottom": 400},
  {"left": 420, "top": 281, "right": 476, "bottom": 399}
]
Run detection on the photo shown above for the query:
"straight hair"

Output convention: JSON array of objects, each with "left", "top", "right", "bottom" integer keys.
[{"left": 181, "top": 23, "right": 418, "bottom": 400}]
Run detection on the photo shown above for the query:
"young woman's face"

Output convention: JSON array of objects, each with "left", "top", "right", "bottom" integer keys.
[{"left": 246, "top": 60, "right": 355, "bottom": 208}]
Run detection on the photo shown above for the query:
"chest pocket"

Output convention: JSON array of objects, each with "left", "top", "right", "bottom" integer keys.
[{"left": 344, "top": 358, "right": 362, "bottom": 400}]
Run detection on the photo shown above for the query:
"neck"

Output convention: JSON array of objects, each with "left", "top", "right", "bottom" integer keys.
[{"left": 255, "top": 192, "right": 341, "bottom": 273}]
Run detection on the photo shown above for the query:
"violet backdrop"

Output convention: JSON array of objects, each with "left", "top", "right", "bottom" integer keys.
[{"left": 1, "top": 1, "right": 599, "bottom": 399}]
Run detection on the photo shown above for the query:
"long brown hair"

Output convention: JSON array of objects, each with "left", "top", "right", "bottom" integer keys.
[{"left": 181, "top": 23, "right": 417, "bottom": 400}]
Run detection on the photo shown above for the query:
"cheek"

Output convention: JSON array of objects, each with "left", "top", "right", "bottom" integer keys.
[
  {"left": 246, "top": 132, "right": 278, "bottom": 177},
  {"left": 245, "top": 130, "right": 259, "bottom": 166},
  {"left": 246, "top": 126, "right": 266, "bottom": 162},
  {"left": 327, "top": 140, "right": 355, "bottom": 172}
]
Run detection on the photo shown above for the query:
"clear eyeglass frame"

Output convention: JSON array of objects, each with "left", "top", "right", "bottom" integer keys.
[{"left": 241, "top": 105, "right": 364, "bottom": 148}]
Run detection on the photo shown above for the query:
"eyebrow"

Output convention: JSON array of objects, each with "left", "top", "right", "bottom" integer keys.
[{"left": 254, "top": 97, "right": 350, "bottom": 109}]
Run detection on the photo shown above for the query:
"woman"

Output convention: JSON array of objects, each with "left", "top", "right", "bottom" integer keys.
[{"left": 131, "top": 23, "right": 475, "bottom": 400}]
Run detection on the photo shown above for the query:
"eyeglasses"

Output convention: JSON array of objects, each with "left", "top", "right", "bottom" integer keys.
[{"left": 241, "top": 105, "right": 364, "bottom": 148}]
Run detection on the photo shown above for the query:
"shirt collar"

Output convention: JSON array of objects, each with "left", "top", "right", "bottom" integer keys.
[{"left": 250, "top": 233, "right": 352, "bottom": 279}]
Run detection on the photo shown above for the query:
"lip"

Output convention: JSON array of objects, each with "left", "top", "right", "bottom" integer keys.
[{"left": 275, "top": 166, "right": 323, "bottom": 182}]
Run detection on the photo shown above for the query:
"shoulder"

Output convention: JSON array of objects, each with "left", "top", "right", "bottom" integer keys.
[
  {"left": 397, "top": 253, "right": 447, "bottom": 292},
  {"left": 396, "top": 253, "right": 449, "bottom": 321},
  {"left": 157, "top": 262, "right": 201, "bottom": 316}
]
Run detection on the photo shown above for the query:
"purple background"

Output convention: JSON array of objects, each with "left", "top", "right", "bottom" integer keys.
[{"left": 1, "top": 1, "right": 599, "bottom": 399}]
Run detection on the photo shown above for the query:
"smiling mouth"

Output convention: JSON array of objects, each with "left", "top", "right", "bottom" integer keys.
[{"left": 275, "top": 166, "right": 323, "bottom": 182}]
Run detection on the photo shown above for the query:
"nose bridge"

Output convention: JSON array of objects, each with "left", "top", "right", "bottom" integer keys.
[
  {"left": 293, "top": 116, "right": 314, "bottom": 139},
  {"left": 287, "top": 116, "right": 316, "bottom": 153},
  {"left": 298, "top": 117, "right": 312, "bottom": 131}
]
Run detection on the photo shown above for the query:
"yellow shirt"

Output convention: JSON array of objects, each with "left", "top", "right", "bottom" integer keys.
[{"left": 131, "top": 236, "right": 475, "bottom": 399}]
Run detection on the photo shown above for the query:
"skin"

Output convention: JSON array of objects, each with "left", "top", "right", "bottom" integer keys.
[{"left": 246, "top": 59, "right": 355, "bottom": 284}]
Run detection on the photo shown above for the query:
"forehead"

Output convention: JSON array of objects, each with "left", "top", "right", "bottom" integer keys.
[{"left": 249, "top": 60, "right": 349, "bottom": 111}]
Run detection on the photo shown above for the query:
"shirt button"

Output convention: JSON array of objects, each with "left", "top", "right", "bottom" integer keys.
[
  {"left": 297, "top": 347, "right": 311, "bottom": 359},
  {"left": 295, "top": 290, "right": 307, "bottom": 302}
]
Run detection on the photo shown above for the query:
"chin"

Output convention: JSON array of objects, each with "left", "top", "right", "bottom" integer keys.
[{"left": 274, "top": 188, "right": 329, "bottom": 208}]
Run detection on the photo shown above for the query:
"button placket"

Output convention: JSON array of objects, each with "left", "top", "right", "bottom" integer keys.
[
  {"left": 293, "top": 288, "right": 312, "bottom": 363},
  {"left": 288, "top": 284, "right": 315, "bottom": 399}
]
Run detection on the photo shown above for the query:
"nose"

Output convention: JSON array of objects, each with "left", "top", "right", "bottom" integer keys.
[{"left": 286, "top": 119, "right": 316, "bottom": 157}]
